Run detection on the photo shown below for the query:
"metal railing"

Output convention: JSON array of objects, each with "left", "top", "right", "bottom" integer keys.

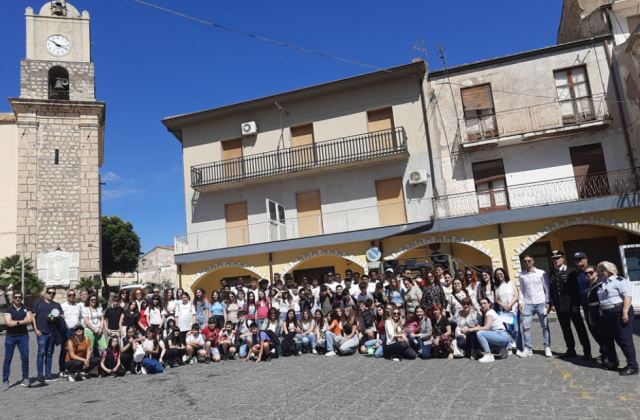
[
  {"left": 175, "top": 201, "right": 413, "bottom": 254},
  {"left": 459, "top": 94, "right": 609, "bottom": 144},
  {"left": 191, "top": 127, "right": 407, "bottom": 190},
  {"left": 435, "top": 168, "right": 640, "bottom": 219}
]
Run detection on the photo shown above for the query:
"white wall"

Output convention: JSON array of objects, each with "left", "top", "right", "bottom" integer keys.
[{"left": 0, "top": 120, "right": 19, "bottom": 259}]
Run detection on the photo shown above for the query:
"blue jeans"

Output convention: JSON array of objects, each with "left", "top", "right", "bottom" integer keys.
[
  {"left": 239, "top": 344, "right": 248, "bottom": 358},
  {"left": 141, "top": 357, "right": 164, "bottom": 374},
  {"left": 523, "top": 303, "right": 550, "bottom": 350},
  {"left": 419, "top": 341, "right": 432, "bottom": 359},
  {"left": 503, "top": 311, "right": 523, "bottom": 351},
  {"left": 3, "top": 334, "right": 29, "bottom": 382},
  {"left": 476, "top": 330, "right": 510, "bottom": 353},
  {"left": 36, "top": 333, "right": 56, "bottom": 378},
  {"left": 297, "top": 333, "right": 317, "bottom": 351},
  {"left": 363, "top": 339, "right": 385, "bottom": 358},
  {"left": 325, "top": 332, "right": 343, "bottom": 352},
  {"left": 339, "top": 335, "right": 359, "bottom": 355}
]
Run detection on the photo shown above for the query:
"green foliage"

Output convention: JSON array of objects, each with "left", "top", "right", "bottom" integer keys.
[
  {"left": 101, "top": 215, "right": 141, "bottom": 278},
  {"left": 0, "top": 254, "right": 45, "bottom": 297},
  {"left": 76, "top": 276, "right": 101, "bottom": 294}
]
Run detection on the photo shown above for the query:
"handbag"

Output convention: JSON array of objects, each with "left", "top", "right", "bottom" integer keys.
[
  {"left": 133, "top": 345, "right": 145, "bottom": 363},
  {"left": 497, "top": 310, "right": 516, "bottom": 326}
]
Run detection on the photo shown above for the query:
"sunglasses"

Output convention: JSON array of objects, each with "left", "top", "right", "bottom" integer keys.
[
  {"left": 523, "top": 260, "right": 533, "bottom": 263},
  {"left": 68, "top": 294, "right": 76, "bottom": 297},
  {"left": 14, "top": 295, "right": 23, "bottom": 299},
  {"left": 90, "top": 299, "right": 97, "bottom": 302},
  {"left": 393, "top": 312, "right": 400, "bottom": 315},
  {"left": 46, "top": 291, "right": 55, "bottom": 295},
  {"left": 586, "top": 270, "right": 596, "bottom": 275}
]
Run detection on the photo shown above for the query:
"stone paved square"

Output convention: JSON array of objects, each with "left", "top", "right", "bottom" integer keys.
[{"left": 1, "top": 316, "right": 639, "bottom": 419}]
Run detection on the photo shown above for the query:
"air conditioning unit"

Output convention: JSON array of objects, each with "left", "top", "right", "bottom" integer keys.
[
  {"left": 408, "top": 169, "right": 429, "bottom": 185},
  {"left": 241, "top": 121, "right": 258, "bottom": 136}
]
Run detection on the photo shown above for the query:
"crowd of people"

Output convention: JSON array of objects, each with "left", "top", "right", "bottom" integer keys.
[{"left": 2, "top": 249, "right": 637, "bottom": 388}]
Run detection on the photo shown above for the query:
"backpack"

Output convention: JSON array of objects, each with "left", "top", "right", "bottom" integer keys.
[{"left": 281, "top": 332, "right": 297, "bottom": 357}]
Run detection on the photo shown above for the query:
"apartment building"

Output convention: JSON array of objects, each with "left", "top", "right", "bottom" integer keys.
[{"left": 163, "top": 62, "right": 436, "bottom": 291}]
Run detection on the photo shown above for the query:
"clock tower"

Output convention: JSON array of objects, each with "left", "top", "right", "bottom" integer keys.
[{"left": 10, "top": 1, "right": 105, "bottom": 287}]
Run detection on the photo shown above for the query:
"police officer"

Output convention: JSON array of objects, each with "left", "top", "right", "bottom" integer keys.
[
  {"left": 596, "top": 261, "right": 638, "bottom": 376},
  {"left": 584, "top": 265, "right": 610, "bottom": 367},
  {"left": 549, "top": 250, "right": 591, "bottom": 359}
]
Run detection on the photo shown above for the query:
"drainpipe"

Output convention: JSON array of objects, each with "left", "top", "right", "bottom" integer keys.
[
  {"left": 497, "top": 224, "right": 508, "bottom": 269},
  {"left": 602, "top": 38, "right": 637, "bottom": 170},
  {"left": 268, "top": 252, "right": 273, "bottom": 283},
  {"left": 177, "top": 263, "right": 183, "bottom": 289},
  {"left": 418, "top": 75, "right": 439, "bottom": 198}
]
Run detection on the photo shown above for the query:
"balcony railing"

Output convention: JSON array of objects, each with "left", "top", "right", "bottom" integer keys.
[
  {"left": 175, "top": 201, "right": 413, "bottom": 254},
  {"left": 191, "top": 127, "right": 407, "bottom": 191},
  {"left": 458, "top": 94, "right": 609, "bottom": 147},
  {"left": 435, "top": 168, "right": 640, "bottom": 219}
]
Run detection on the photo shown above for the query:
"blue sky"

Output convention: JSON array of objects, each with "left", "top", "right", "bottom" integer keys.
[{"left": 0, "top": 0, "right": 563, "bottom": 252}]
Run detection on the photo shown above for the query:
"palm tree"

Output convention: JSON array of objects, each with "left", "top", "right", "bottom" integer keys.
[
  {"left": 76, "top": 276, "right": 101, "bottom": 295},
  {"left": 0, "top": 254, "right": 44, "bottom": 299}
]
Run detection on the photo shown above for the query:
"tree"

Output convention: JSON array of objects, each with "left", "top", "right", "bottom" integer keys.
[
  {"left": 76, "top": 276, "right": 101, "bottom": 295},
  {"left": 101, "top": 216, "right": 141, "bottom": 291},
  {"left": 0, "top": 254, "right": 45, "bottom": 301}
]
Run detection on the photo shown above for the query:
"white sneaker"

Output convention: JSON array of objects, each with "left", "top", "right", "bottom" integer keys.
[
  {"left": 516, "top": 348, "right": 532, "bottom": 358},
  {"left": 478, "top": 353, "right": 495, "bottom": 363},
  {"left": 511, "top": 341, "right": 516, "bottom": 350},
  {"left": 453, "top": 349, "right": 464, "bottom": 358},
  {"left": 311, "top": 349, "right": 317, "bottom": 354},
  {"left": 68, "top": 374, "right": 76, "bottom": 382},
  {"left": 189, "top": 357, "right": 196, "bottom": 365},
  {"left": 182, "top": 355, "right": 189, "bottom": 363},
  {"left": 140, "top": 367, "right": 147, "bottom": 375},
  {"left": 392, "top": 358, "right": 400, "bottom": 362},
  {"left": 545, "top": 347, "right": 552, "bottom": 358},
  {"left": 325, "top": 351, "right": 336, "bottom": 357}
]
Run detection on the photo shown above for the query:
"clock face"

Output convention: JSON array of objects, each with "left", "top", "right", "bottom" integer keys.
[{"left": 46, "top": 35, "right": 71, "bottom": 57}]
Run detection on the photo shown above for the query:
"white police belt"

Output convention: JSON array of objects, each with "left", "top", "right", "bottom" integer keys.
[{"left": 600, "top": 302, "right": 623, "bottom": 311}]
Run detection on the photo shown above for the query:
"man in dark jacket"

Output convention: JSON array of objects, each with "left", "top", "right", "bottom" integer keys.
[{"left": 549, "top": 251, "right": 591, "bottom": 360}]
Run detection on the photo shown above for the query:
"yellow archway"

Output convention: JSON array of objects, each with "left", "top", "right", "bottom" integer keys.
[{"left": 190, "top": 267, "right": 261, "bottom": 295}]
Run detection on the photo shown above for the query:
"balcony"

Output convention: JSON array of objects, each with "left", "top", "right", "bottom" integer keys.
[
  {"left": 457, "top": 94, "right": 610, "bottom": 151},
  {"left": 191, "top": 127, "right": 407, "bottom": 191},
  {"left": 435, "top": 168, "right": 640, "bottom": 219},
  {"left": 175, "top": 201, "right": 412, "bottom": 254}
]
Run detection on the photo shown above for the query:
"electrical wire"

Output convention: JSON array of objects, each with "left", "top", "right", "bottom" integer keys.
[{"left": 131, "top": 0, "right": 390, "bottom": 72}]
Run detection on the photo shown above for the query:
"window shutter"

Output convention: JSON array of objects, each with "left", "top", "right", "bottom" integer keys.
[{"left": 461, "top": 84, "right": 494, "bottom": 111}]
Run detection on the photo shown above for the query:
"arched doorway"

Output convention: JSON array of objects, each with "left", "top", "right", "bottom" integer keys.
[
  {"left": 189, "top": 267, "right": 264, "bottom": 294},
  {"left": 517, "top": 223, "right": 640, "bottom": 274}
]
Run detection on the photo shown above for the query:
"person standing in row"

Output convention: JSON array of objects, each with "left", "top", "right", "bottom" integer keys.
[
  {"left": 517, "top": 255, "right": 551, "bottom": 358},
  {"left": 584, "top": 265, "right": 609, "bottom": 366},
  {"left": 549, "top": 251, "right": 591, "bottom": 360},
  {"left": 2, "top": 293, "right": 32, "bottom": 389},
  {"left": 597, "top": 261, "right": 638, "bottom": 376},
  {"left": 33, "top": 287, "right": 65, "bottom": 383},
  {"left": 574, "top": 252, "right": 607, "bottom": 363},
  {"left": 60, "top": 289, "right": 83, "bottom": 378}
]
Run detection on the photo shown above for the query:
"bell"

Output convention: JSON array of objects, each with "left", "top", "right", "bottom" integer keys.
[
  {"left": 53, "top": 78, "right": 68, "bottom": 90},
  {"left": 51, "top": 0, "right": 67, "bottom": 16}
]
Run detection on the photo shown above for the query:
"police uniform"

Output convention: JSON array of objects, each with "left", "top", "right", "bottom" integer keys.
[
  {"left": 550, "top": 263, "right": 591, "bottom": 357},
  {"left": 597, "top": 275, "right": 638, "bottom": 374}
]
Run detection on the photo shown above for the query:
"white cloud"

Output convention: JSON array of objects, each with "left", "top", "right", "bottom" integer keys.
[
  {"left": 101, "top": 171, "right": 141, "bottom": 200},
  {"left": 102, "top": 187, "right": 144, "bottom": 201},
  {"left": 101, "top": 171, "right": 124, "bottom": 183}
]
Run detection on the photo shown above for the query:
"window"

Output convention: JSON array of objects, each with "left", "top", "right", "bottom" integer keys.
[
  {"left": 367, "top": 108, "right": 396, "bottom": 151},
  {"left": 472, "top": 159, "right": 509, "bottom": 212},
  {"left": 290, "top": 124, "right": 315, "bottom": 166},
  {"left": 54, "top": 149, "right": 59, "bottom": 165},
  {"left": 48, "top": 66, "right": 69, "bottom": 100},
  {"left": 296, "top": 190, "right": 323, "bottom": 237},
  {"left": 375, "top": 178, "right": 407, "bottom": 226},
  {"left": 569, "top": 143, "right": 609, "bottom": 198},
  {"left": 554, "top": 66, "right": 594, "bottom": 124},
  {"left": 225, "top": 202, "right": 248, "bottom": 247},
  {"left": 266, "top": 199, "right": 286, "bottom": 241},
  {"left": 461, "top": 84, "right": 498, "bottom": 141}
]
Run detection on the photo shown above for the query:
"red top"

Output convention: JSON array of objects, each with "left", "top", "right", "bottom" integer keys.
[
  {"left": 201, "top": 326, "right": 219, "bottom": 347},
  {"left": 139, "top": 309, "right": 148, "bottom": 329}
]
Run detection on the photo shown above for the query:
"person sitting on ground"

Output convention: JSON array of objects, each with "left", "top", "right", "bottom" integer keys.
[
  {"left": 99, "top": 336, "right": 126, "bottom": 377},
  {"left": 65, "top": 325, "right": 100, "bottom": 382},
  {"left": 462, "top": 297, "right": 510, "bottom": 363},
  {"left": 383, "top": 307, "right": 417, "bottom": 361},
  {"left": 201, "top": 317, "right": 220, "bottom": 363},
  {"left": 245, "top": 322, "right": 272, "bottom": 363},
  {"left": 120, "top": 326, "right": 139, "bottom": 374},
  {"left": 218, "top": 321, "right": 237, "bottom": 360},
  {"left": 412, "top": 307, "right": 433, "bottom": 359},
  {"left": 185, "top": 324, "right": 206, "bottom": 364},
  {"left": 452, "top": 297, "right": 479, "bottom": 358},
  {"left": 324, "top": 310, "right": 343, "bottom": 357},
  {"left": 429, "top": 304, "right": 453, "bottom": 359},
  {"left": 163, "top": 327, "right": 185, "bottom": 367},
  {"left": 297, "top": 309, "right": 317, "bottom": 354},
  {"left": 140, "top": 328, "right": 164, "bottom": 374}
]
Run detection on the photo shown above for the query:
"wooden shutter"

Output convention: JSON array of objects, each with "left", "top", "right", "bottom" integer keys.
[
  {"left": 291, "top": 124, "right": 315, "bottom": 165},
  {"left": 570, "top": 144, "right": 608, "bottom": 198},
  {"left": 221, "top": 139, "right": 244, "bottom": 178},
  {"left": 471, "top": 159, "right": 505, "bottom": 183},
  {"left": 375, "top": 178, "right": 407, "bottom": 226},
  {"left": 461, "top": 84, "right": 494, "bottom": 111},
  {"left": 296, "top": 190, "right": 323, "bottom": 237},
  {"left": 225, "top": 202, "right": 248, "bottom": 247},
  {"left": 472, "top": 160, "right": 508, "bottom": 211},
  {"left": 367, "top": 108, "right": 395, "bottom": 151}
]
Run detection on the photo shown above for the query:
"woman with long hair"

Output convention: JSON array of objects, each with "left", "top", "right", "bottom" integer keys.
[
  {"left": 462, "top": 297, "right": 511, "bottom": 363},
  {"left": 82, "top": 295, "right": 107, "bottom": 356},
  {"left": 337, "top": 305, "right": 360, "bottom": 355},
  {"left": 297, "top": 308, "right": 317, "bottom": 354},
  {"left": 118, "top": 290, "right": 130, "bottom": 309},
  {"left": 209, "top": 291, "right": 225, "bottom": 328},
  {"left": 163, "top": 327, "right": 185, "bottom": 367},
  {"left": 225, "top": 292, "right": 240, "bottom": 325},
  {"left": 193, "top": 288, "right": 209, "bottom": 329},
  {"left": 314, "top": 309, "right": 328, "bottom": 354},
  {"left": 493, "top": 267, "right": 521, "bottom": 352},
  {"left": 217, "top": 321, "right": 237, "bottom": 360},
  {"left": 324, "top": 310, "right": 342, "bottom": 357},
  {"left": 138, "top": 299, "right": 149, "bottom": 333},
  {"left": 147, "top": 297, "right": 165, "bottom": 332},
  {"left": 386, "top": 277, "right": 404, "bottom": 308},
  {"left": 100, "top": 336, "right": 126, "bottom": 377},
  {"left": 464, "top": 268, "right": 480, "bottom": 298},
  {"left": 448, "top": 278, "right": 477, "bottom": 318},
  {"left": 122, "top": 301, "right": 138, "bottom": 337},
  {"left": 452, "top": 297, "right": 480, "bottom": 358},
  {"left": 282, "top": 309, "right": 301, "bottom": 356},
  {"left": 244, "top": 291, "right": 257, "bottom": 322},
  {"left": 383, "top": 306, "right": 417, "bottom": 361},
  {"left": 421, "top": 270, "right": 447, "bottom": 311},
  {"left": 403, "top": 278, "right": 422, "bottom": 314},
  {"left": 429, "top": 304, "right": 453, "bottom": 359},
  {"left": 256, "top": 290, "right": 270, "bottom": 328},
  {"left": 119, "top": 326, "right": 139, "bottom": 374},
  {"left": 413, "top": 307, "right": 433, "bottom": 359},
  {"left": 442, "top": 271, "right": 454, "bottom": 303},
  {"left": 478, "top": 270, "right": 495, "bottom": 304},
  {"left": 176, "top": 292, "right": 196, "bottom": 344},
  {"left": 140, "top": 329, "right": 164, "bottom": 373}
]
